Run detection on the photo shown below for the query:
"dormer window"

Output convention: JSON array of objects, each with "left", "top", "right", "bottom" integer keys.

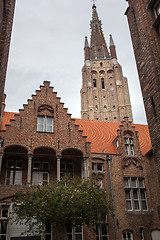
[
  {"left": 37, "top": 116, "right": 53, "bottom": 132},
  {"left": 124, "top": 138, "right": 134, "bottom": 156}
]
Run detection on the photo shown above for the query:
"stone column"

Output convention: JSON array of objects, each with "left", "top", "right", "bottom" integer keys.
[
  {"left": 27, "top": 154, "right": 33, "bottom": 185},
  {"left": 56, "top": 155, "right": 61, "bottom": 181},
  {"left": 83, "top": 157, "right": 89, "bottom": 178},
  {"left": 0, "top": 153, "right": 3, "bottom": 173}
]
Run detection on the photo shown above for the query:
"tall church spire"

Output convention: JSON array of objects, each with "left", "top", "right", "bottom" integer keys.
[
  {"left": 81, "top": 4, "right": 133, "bottom": 123},
  {"left": 90, "top": 4, "right": 110, "bottom": 59}
]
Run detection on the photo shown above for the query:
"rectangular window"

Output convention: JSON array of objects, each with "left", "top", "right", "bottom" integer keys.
[
  {"left": 124, "top": 177, "right": 148, "bottom": 211},
  {"left": 37, "top": 116, "right": 53, "bottom": 133},
  {"left": 66, "top": 225, "right": 83, "bottom": 240},
  {"left": 96, "top": 224, "right": 108, "bottom": 240},
  {"left": 32, "top": 172, "right": 49, "bottom": 186},
  {"left": 124, "top": 137, "right": 134, "bottom": 156},
  {"left": 92, "top": 163, "right": 103, "bottom": 172},
  {"left": 6, "top": 160, "right": 23, "bottom": 185},
  {"left": 0, "top": 206, "right": 9, "bottom": 240}
]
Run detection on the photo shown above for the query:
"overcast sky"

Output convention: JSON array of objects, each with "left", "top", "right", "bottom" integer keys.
[{"left": 5, "top": 0, "right": 147, "bottom": 124}]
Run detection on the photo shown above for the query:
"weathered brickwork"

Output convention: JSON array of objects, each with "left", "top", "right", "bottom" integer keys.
[
  {"left": 0, "top": 82, "right": 160, "bottom": 239},
  {"left": 125, "top": 0, "right": 160, "bottom": 184},
  {"left": 0, "top": 0, "right": 16, "bottom": 124}
]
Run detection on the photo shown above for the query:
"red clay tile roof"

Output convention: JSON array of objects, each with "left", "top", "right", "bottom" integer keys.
[
  {"left": 0, "top": 112, "right": 152, "bottom": 156},
  {"left": 1, "top": 112, "right": 16, "bottom": 131},
  {"left": 75, "top": 119, "right": 152, "bottom": 156}
]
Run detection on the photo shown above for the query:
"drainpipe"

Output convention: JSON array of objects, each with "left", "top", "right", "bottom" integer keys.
[{"left": 106, "top": 155, "right": 118, "bottom": 240}]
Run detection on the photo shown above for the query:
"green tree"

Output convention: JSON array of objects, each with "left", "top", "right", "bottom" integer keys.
[{"left": 13, "top": 177, "right": 111, "bottom": 240}]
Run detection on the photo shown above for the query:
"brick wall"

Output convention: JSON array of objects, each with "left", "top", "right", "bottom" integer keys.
[
  {"left": 125, "top": 0, "right": 160, "bottom": 184},
  {"left": 0, "top": 0, "right": 16, "bottom": 124}
]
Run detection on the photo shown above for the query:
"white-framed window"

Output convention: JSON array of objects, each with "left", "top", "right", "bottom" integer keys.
[
  {"left": 96, "top": 224, "right": 109, "bottom": 240},
  {"left": 154, "top": 1, "right": 160, "bottom": 17},
  {"left": 0, "top": 205, "right": 9, "bottom": 240},
  {"left": 92, "top": 163, "right": 103, "bottom": 172},
  {"left": 124, "top": 138, "right": 134, "bottom": 156},
  {"left": 32, "top": 161, "right": 50, "bottom": 186},
  {"left": 5, "top": 160, "right": 23, "bottom": 185},
  {"left": 124, "top": 177, "right": 148, "bottom": 211},
  {"left": 122, "top": 231, "right": 133, "bottom": 240},
  {"left": 140, "top": 227, "right": 145, "bottom": 240},
  {"left": 37, "top": 116, "right": 53, "bottom": 132},
  {"left": 66, "top": 225, "right": 83, "bottom": 240}
]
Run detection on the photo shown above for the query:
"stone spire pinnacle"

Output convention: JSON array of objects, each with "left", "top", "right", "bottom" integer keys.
[
  {"left": 109, "top": 34, "right": 117, "bottom": 59},
  {"left": 90, "top": 4, "right": 110, "bottom": 60}
]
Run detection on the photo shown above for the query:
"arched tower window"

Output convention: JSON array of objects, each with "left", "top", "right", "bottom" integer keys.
[
  {"left": 101, "top": 78, "right": 105, "bottom": 89},
  {"left": 93, "top": 79, "right": 97, "bottom": 87}
]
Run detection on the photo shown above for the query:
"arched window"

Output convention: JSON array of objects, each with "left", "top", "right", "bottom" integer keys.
[
  {"left": 93, "top": 79, "right": 97, "bottom": 87},
  {"left": 101, "top": 78, "right": 105, "bottom": 89},
  {"left": 122, "top": 231, "right": 133, "bottom": 240}
]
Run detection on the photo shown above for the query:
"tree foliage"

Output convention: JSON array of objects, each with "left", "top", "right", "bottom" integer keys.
[{"left": 13, "top": 177, "right": 111, "bottom": 237}]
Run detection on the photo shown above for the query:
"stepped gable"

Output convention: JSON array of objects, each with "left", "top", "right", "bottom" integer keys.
[
  {"left": 75, "top": 119, "right": 152, "bottom": 156},
  {"left": 0, "top": 81, "right": 89, "bottom": 154}
]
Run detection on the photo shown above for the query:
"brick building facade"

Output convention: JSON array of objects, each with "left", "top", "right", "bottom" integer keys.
[
  {"left": 0, "top": 81, "right": 160, "bottom": 239},
  {"left": 0, "top": 0, "right": 16, "bottom": 125},
  {"left": 0, "top": 2, "right": 160, "bottom": 240},
  {"left": 125, "top": 0, "right": 160, "bottom": 185}
]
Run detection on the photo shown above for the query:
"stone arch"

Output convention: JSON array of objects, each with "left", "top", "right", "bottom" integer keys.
[
  {"left": 99, "top": 70, "right": 105, "bottom": 75},
  {"left": 32, "top": 147, "right": 56, "bottom": 185},
  {"left": 2, "top": 145, "right": 28, "bottom": 185},
  {"left": 61, "top": 148, "right": 83, "bottom": 179}
]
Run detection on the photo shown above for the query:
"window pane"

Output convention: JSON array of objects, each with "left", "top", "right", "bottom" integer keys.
[
  {"left": 129, "top": 138, "right": 133, "bottom": 144},
  {"left": 46, "top": 117, "right": 53, "bottom": 132},
  {"left": 124, "top": 178, "right": 130, "bottom": 188},
  {"left": 97, "top": 163, "right": 103, "bottom": 172},
  {"left": 37, "top": 116, "right": 44, "bottom": 131},
  {"left": 32, "top": 172, "right": 40, "bottom": 185},
  {"left": 67, "top": 163, "right": 74, "bottom": 172},
  {"left": 6, "top": 170, "right": 14, "bottom": 185},
  {"left": 42, "top": 173, "right": 49, "bottom": 185},
  {"left": 0, "top": 220, "right": 7, "bottom": 234},
  {"left": 14, "top": 171, "right": 22, "bottom": 185},
  {"left": 142, "top": 200, "right": 147, "bottom": 210},
  {"left": 133, "top": 190, "right": 138, "bottom": 199},
  {"left": 92, "top": 163, "right": 96, "bottom": 171},
  {"left": 126, "top": 200, "right": 132, "bottom": 210},
  {"left": 124, "top": 138, "right": 128, "bottom": 144},
  {"left": 134, "top": 200, "right": 140, "bottom": 210},
  {"left": 33, "top": 162, "right": 40, "bottom": 170},
  {"left": 76, "top": 234, "right": 82, "bottom": 240},
  {"left": 131, "top": 178, "right": 137, "bottom": 188},
  {"left": 42, "top": 162, "right": 49, "bottom": 171},
  {"left": 8, "top": 160, "right": 14, "bottom": 168},
  {"left": 139, "top": 179, "right": 144, "bottom": 188},
  {"left": 16, "top": 161, "right": 22, "bottom": 169},
  {"left": 102, "top": 225, "right": 108, "bottom": 235},
  {"left": 125, "top": 190, "right": 131, "bottom": 199},
  {"left": 125, "top": 145, "right": 129, "bottom": 155},
  {"left": 1, "top": 206, "right": 9, "bottom": 218}
]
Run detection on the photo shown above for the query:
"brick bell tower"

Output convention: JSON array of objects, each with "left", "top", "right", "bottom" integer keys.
[
  {"left": 0, "top": 0, "right": 16, "bottom": 125},
  {"left": 81, "top": 4, "right": 133, "bottom": 122}
]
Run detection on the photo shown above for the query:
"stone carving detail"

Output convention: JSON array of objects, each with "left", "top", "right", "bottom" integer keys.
[
  {"left": 122, "top": 157, "right": 143, "bottom": 170},
  {"left": 38, "top": 104, "right": 54, "bottom": 113}
]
